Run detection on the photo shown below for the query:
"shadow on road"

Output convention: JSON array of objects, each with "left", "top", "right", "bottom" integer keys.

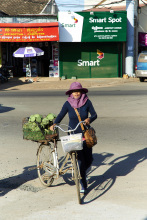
[
  {"left": 0, "top": 78, "right": 27, "bottom": 91},
  {"left": 1, "top": 148, "right": 147, "bottom": 201},
  {"left": 0, "top": 165, "right": 38, "bottom": 196},
  {"left": 62, "top": 152, "right": 114, "bottom": 188},
  {"left": 0, "top": 104, "right": 15, "bottom": 113},
  {"left": 83, "top": 148, "right": 147, "bottom": 204}
]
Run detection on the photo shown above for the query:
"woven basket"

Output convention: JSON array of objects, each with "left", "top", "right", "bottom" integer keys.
[{"left": 22, "top": 117, "right": 58, "bottom": 142}]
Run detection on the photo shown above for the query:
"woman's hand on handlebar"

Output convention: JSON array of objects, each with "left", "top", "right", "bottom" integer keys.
[
  {"left": 84, "top": 118, "right": 90, "bottom": 125},
  {"left": 50, "top": 124, "right": 56, "bottom": 131}
]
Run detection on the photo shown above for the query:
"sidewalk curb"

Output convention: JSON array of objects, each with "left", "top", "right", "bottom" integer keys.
[{"left": 0, "top": 77, "right": 139, "bottom": 91}]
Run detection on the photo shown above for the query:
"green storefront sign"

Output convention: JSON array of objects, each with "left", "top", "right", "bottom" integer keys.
[
  {"left": 59, "top": 42, "right": 123, "bottom": 78},
  {"left": 77, "top": 11, "right": 127, "bottom": 42},
  {"left": 59, "top": 11, "right": 127, "bottom": 78}
]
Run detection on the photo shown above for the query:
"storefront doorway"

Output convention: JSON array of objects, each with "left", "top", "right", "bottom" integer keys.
[
  {"left": 1, "top": 41, "right": 54, "bottom": 77},
  {"left": 59, "top": 42, "right": 123, "bottom": 78},
  {"left": 0, "top": 22, "right": 59, "bottom": 77}
]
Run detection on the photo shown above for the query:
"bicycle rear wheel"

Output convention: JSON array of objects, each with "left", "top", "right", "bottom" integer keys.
[
  {"left": 72, "top": 152, "right": 81, "bottom": 204},
  {"left": 37, "top": 143, "right": 56, "bottom": 187}
]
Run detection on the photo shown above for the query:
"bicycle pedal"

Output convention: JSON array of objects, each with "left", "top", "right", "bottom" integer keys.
[
  {"left": 80, "top": 189, "right": 85, "bottom": 194},
  {"left": 80, "top": 188, "right": 87, "bottom": 194}
]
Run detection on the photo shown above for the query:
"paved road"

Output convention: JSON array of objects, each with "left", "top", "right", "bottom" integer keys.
[{"left": 0, "top": 81, "right": 147, "bottom": 220}]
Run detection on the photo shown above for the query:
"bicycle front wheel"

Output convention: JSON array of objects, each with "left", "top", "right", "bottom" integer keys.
[
  {"left": 37, "top": 143, "right": 56, "bottom": 187},
  {"left": 72, "top": 152, "right": 81, "bottom": 204}
]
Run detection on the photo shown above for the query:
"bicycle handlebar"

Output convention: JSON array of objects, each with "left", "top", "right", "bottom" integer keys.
[{"left": 54, "top": 121, "right": 85, "bottom": 133}]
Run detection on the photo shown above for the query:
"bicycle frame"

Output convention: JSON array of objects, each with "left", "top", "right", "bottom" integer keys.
[
  {"left": 52, "top": 139, "right": 74, "bottom": 178},
  {"left": 37, "top": 121, "right": 83, "bottom": 204},
  {"left": 52, "top": 122, "right": 84, "bottom": 180}
]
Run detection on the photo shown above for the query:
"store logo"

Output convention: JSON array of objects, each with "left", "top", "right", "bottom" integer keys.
[
  {"left": 74, "top": 17, "right": 78, "bottom": 23},
  {"left": 77, "top": 59, "right": 100, "bottom": 67},
  {"left": 61, "top": 16, "right": 78, "bottom": 28},
  {"left": 89, "top": 17, "right": 122, "bottom": 24},
  {"left": 97, "top": 49, "right": 104, "bottom": 59},
  {"left": 77, "top": 49, "right": 104, "bottom": 67}
]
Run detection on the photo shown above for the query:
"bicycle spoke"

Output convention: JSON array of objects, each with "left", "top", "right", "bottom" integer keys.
[
  {"left": 72, "top": 153, "right": 81, "bottom": 204},
  {"left": 37, "top": 144, "right": 56, "bottom": 187}
]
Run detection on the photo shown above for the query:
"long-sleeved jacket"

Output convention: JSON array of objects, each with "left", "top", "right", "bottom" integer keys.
[{"left": 54, "top": 99, "right": 97, "bottom": 134}]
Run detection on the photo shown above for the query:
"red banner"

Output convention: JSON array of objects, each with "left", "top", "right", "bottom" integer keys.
[{"left": 0, "top": 23, "right": 59, "bottom": 42}]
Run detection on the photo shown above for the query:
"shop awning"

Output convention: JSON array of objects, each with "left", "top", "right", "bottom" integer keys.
[{"left": 0, "top": 22, "right": 59, "bottom": 42}]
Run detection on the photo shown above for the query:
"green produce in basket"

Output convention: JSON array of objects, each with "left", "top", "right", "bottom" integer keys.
[
  {"left": 35, "top": 115, "right": 43, "bottom": 123},
  {"left": 29, "top": 114, "right": 43, "bottom": 123},
  {"left": 24, "top": 122, "right": 41, "bottom": 131},
  {"left": 29, "top": 115, "right": 36, "bottom": 122},
  {"left": 23, "top": 113, "right": 57, "bottom": 141},
  {"left": 42, "top": 117, "right": 49, "bottom": 125},
  {"left": 47, "top": 113, "right": 56, "bottom": 121}
]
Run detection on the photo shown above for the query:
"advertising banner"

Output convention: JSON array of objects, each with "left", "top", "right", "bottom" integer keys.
[
  {"left": 0, "top": 23, "right": 59, "bottom": 42},
  {"left": 59, "top": 11, "right": 127, "bottom": 42},
  {"left": 59, "top": 12, "right": 84, "bottom": 42},
  {"left": 138, "top": 32, "right": 147, "bottom": 46}
]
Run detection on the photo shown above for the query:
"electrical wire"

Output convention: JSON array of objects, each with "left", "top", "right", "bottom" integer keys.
[
  {"left": 93, "top": 0, "right": 126, "bottom": 8},
  {"left": 140, "top": 0, "right": 147, "bottom": 5},
  {"left": 20, "top": 0, "right": 147, "bottom": 8},
  {"left": 56, "top": 1, "right": 126, "bottom": 10},
  {"left": 27, "top": 0, "right": 125, "bottom": 7}
]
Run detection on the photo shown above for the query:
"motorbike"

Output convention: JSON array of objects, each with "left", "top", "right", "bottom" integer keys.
[{"left": 0, "top": 67, "right": 11, "bottom": 84}]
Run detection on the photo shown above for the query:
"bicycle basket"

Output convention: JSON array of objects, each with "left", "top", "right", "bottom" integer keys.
[
  {"left": 22, "top": 117, "right": 58, "bottom": 142},
  {"left": 60, "top": 133, "right": 83, "bottom": 153}
]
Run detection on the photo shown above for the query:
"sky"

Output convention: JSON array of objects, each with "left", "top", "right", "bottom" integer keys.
[
  {"left": 55, "top": 0, "right": 85, "bottom": 12},
  {"left": 55, "top": 0, "right": 125, "bottom": 12},
  {"left": 55, "top": 0, "right": 147, "bottom": 12}
]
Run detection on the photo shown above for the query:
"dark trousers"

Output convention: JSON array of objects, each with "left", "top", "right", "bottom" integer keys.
[{"left": 77, "top": 141, "right": 93, "bottom": 188}]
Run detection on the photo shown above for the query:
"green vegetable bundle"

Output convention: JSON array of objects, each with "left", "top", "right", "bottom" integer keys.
[{"left": 22, "top": 113, "right": 57, "bottom": 141}]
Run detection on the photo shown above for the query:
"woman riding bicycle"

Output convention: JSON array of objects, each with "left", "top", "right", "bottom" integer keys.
[{"left": 50, "top": 82, "right": 97, "bottom": 193}]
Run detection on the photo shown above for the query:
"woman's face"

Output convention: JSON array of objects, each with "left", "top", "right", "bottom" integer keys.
[{"left": 72, "top": 90, "right": 81, "bottom": 99}]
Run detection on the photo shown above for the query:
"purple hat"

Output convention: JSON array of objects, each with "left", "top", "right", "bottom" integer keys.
[{"left": 65, "top": 82, "right": 88, "bottom": 95}]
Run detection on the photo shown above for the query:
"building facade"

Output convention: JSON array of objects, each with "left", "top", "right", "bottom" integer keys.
[
  {"left": 0, "top": 0, "right": 59, "bottom": 77},
  {"left": 56, "top": 0, "right": 147, "bottom": 77},
  {"left": 58, "top": 11, "right": 127, "bottom": 78},
  {"left": 0, "top": 0, "right": 146, "bottom": 79}
]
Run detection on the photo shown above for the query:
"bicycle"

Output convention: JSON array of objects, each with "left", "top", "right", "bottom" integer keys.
[{"left": 36, "top": 121, "right": 85, "bottom": 204}]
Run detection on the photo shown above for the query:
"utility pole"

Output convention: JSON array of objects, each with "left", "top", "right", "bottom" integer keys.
[
  {"left": 134, "top": 0, "right": 139, "bottom": 63},
  {"left": 125, "top": 0, "right": 135, "bottom": 77}
]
